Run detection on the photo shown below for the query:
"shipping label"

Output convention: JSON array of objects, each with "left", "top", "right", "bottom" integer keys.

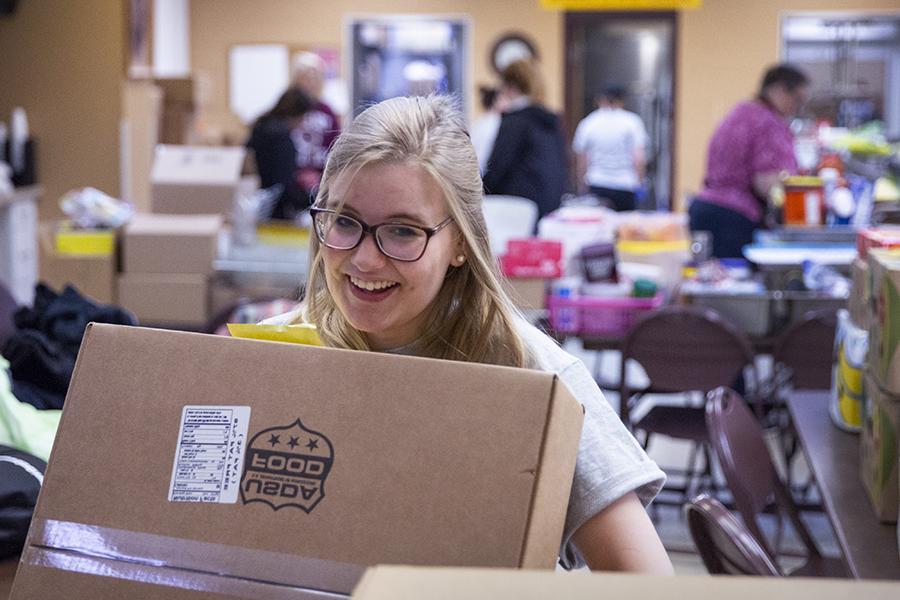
[{"left": 168, "top": 405, "right": 251, "bottom": 503}]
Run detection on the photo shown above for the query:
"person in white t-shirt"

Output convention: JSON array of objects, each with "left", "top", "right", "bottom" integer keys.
[
  {"left": 572, "top": 85, "right": 648, "bottom": 212},
  {"left": 469, "top": 86, "right": 507, "bottom": 175}
]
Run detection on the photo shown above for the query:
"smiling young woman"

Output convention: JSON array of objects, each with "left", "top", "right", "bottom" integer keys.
[{"left": 267, "top": 95, "right": 673, "bottom": 574}]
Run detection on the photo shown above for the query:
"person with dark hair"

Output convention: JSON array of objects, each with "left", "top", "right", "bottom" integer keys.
[
  {"left": 290, "top": 52, "right": 341, "bottom": 209},
  {"left": 573, "top": 84, "right": 648, "bottom": 212},
  {"left": 482, "top": 60, "right": 567, "bottom": 221},
  {"left": 246, "top": 87, "right": 314, "bottom": 220},
  {"left": 689, "top": 63, "right": 811, "bottom": 258}
]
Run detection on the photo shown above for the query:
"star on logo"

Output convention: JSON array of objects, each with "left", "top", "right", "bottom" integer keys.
[
  {"left": 268, "top": 434, "right": 281, "bottom": 447},
  {"left": 287, "top": 436, "right": 300, "bottom": 449},
  {"left": 306, "top": 438, "right": 319, "bottom": 451}
]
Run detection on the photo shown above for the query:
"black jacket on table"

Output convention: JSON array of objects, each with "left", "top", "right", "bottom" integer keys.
[
  {"left": 482, "top": 105, "right": 568, "bottom": 220},
  {"left": 246, "top": 117, "right": 308, "bottom": 220}
]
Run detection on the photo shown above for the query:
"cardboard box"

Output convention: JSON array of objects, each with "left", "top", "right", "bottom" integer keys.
[
  {"left": 151, "top": 145, "right": 245, "bottom": 216},
  {"left": 38, "top": 223, "right": 117, "bottom": 304},
  {"left": 351, "top": 566, "right": 900, "bottom": 600},
  {"left": 122, "top": 81, "right": 163, "bottom": 213},
  {"left": 505, "top": 278, "right": 547, "bottom": 311},
  {"left": 867, "top": 249, "right": 900, "bottom": 395},
  {"left": 861, "top": 372, "right": 900, "bottom": 523},
  {"left": 155, "top": 78, "right": 196, "bottom": 145},
  {"left": 849, "top": 256, "right": 871, "bottom": 330},
  {"left": 11, "top": 324, "right": 583, "bottom": 599},
  {"left": 123, "top": 213, "right": 222, "bottom": 274},
  {"left": 117, "top": 273, "right": 209, "bottom": 325}
]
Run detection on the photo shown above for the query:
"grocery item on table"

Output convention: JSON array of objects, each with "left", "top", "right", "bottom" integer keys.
[{"left": 830, "top": 309, "right": 867, "bottom": 432}]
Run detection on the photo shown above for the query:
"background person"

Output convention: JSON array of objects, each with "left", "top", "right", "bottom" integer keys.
[
  {"left": 689, "top": 64, "right": 811, "bottom": 258},
  {"left": 572, "top": 85, "right": 648, "bottom": 212},
  {"left": 290, "top": 51, "right": 341, "bottom": 207},
  {"left": 268, "top": 95, "right": 673, "bottom": 574},
  {"left": 245, "top": 87, "right": 313, "bottom": 220},
  {"left": 482, "top": 60, "right": 567, "bottom": 221},
  {"left": 469, "top": 85, "right": 507, "bottom": 175}
]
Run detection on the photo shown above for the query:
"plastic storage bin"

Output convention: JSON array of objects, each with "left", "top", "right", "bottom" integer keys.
[{"left": 547, "top": 292, "right": 664, "bottom": 337}]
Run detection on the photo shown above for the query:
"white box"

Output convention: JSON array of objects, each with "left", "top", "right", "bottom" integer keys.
[{"left": 151, "top": 145, "right": 245, "bottom": 216}]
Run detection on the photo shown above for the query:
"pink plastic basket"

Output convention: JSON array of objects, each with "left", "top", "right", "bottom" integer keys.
[{"left": 547, "top": 292, "right": 664, "bottom": 337}]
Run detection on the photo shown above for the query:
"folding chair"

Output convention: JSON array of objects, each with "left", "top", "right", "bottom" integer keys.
[
  {"left": 705, "top": 387, "right": 846, "bottom": 577},
  {"left": 619, "top": 305, "right": 757, "bottom": 502},
  {"left": 685, "top": 493, "right": 780, "bottom": 576}
]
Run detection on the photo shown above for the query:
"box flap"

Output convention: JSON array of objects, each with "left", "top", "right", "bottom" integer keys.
[
  {"left": 518, "top": 378, "right": 583, "bottom": 568},
  {"left": 351, "top": 566, "right": 900, "bottom": 599}
]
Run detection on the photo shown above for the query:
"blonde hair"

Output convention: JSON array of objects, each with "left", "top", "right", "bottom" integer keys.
[{"left": 297, "top": 95, "right": 530, "bottom": 368}]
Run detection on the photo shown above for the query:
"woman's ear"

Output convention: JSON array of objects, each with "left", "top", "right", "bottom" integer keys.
[{"left": 452, "top": 236, "right": 468, "bottom": 267}]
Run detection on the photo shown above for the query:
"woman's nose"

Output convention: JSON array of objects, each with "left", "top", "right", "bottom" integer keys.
[{"left": 349, "top": 232, "right": 387, "bottom": 270}]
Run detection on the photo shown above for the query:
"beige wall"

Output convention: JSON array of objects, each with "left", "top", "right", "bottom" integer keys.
[
  {"left": 0, "top": 0, "right": 125, "bottom": 217},
  {"left": 677, "top": 0, "right": 900, "bottom": 209},
  {"left": 190, "top": 0, "right": 564, "bottom": 141},
  {"left": 5, "top": 1, "right": 897, "bottom": 218}
]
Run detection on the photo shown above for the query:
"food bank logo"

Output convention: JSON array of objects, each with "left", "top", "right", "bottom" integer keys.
[{"left": 240, "top": 419, "right": 334, "bottom": 512}]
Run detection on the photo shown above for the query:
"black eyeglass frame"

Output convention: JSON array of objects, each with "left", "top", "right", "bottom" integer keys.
[{"left": 309, "top": 207, "right": 454, "bottom": 262}]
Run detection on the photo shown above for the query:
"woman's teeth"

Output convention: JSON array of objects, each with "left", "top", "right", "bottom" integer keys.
[{"left": 350, "top": 276, "right": 397, "bottom": 292}]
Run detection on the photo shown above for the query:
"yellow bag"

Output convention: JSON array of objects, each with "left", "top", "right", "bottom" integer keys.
[{"left": 227, "top": 323, "right": 323, "bottom": 346}]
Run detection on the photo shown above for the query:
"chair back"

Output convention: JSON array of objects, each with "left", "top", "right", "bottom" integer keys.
[
  {"left": 706, "top": 386, "right": 822, "bottom": 560},
  {"left": 619, "top": 306, "right": 756, "bottom": 420},
  {"left": 482, "top": 195, "right": 538, "bottom": 257},
  {"left": 773, "top": 309, "right": 837, "bottom": 390},
  {"left": 685, "top": 493, "right": 781, "bottom": 576}
]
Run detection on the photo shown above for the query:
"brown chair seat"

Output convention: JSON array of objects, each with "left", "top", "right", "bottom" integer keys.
[{"left": 633, "top": 406, "right": 708, "bottom": 442}]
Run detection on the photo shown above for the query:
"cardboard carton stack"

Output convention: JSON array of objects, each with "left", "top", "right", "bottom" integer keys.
[
  {"left": 10, "top": 325, "right": 583, "bottom": 598},
  {"left": 117, "top": 213, "right": 223, "bottom": 327},
  {"left": 860, "top": 245, "right": 900, "bottom": 522},
  {"left": 150, "top": 145, "right": 245, "bottom": 217},
  {"left": 38, "top": 222, "right": 117, "bottom": 304}
]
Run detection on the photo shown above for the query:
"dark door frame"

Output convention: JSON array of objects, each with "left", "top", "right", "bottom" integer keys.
[{"left": 563, "top": 10, "right": 679, "bottom": 210}]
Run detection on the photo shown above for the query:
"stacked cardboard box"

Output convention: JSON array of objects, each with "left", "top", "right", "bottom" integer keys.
[
  {"left": 151, "top": 145, "right": 245, "bottom": 216},
  {"left": 38, "top": 222, "right": 117, "bottom": 304},
  {"left": 861, "top": 248, "right": 900, "bottom": 522},
  {"left": 117, "top": 213, "right": 222, "bottom": 326},
  {"left": 10, "top": 325, "right": 583, "bottom": 598}
]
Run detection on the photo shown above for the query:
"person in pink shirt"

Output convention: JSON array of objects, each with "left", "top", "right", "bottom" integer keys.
[{"left": 689, "top": 64, "right": 810, "bottom": 258}]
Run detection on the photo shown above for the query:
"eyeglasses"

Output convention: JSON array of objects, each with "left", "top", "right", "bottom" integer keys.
[{"left": 309, "top": 207, "right": 453, "bottom": 262}]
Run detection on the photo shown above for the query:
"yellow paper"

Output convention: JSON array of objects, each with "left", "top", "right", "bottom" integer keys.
[{"left": 227, "top": 323, "right": 323, "bottom": 346}]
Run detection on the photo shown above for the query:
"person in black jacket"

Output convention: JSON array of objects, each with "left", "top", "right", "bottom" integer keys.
[
  {"left": 246, "top": 88, "right": 314, "bottom": 220},
  {"left": 481, "top": 60, "right": 567, "bottom": 221}
]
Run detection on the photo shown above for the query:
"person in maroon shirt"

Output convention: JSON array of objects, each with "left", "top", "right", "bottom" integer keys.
[
  {"left": 689, "top": 64, "right": 810, "bottom": 258},
  {"left": 291, "top": 52, "right": 341, "bottom": 210}
]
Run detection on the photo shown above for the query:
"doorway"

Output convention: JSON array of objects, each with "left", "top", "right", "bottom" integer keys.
[{"left": 565, "top": 12, "right": 677, "bottom": 211}]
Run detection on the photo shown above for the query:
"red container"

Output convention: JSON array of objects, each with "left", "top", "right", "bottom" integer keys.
[
  {"left": 856, "top": 227, "right": 900, "bottom": 260},
  {"left": 501, "top": 238, "right": 563, "bottom": 278},
  {"left": 547, "top": 293, "right": 664, "bottom": 337}
]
